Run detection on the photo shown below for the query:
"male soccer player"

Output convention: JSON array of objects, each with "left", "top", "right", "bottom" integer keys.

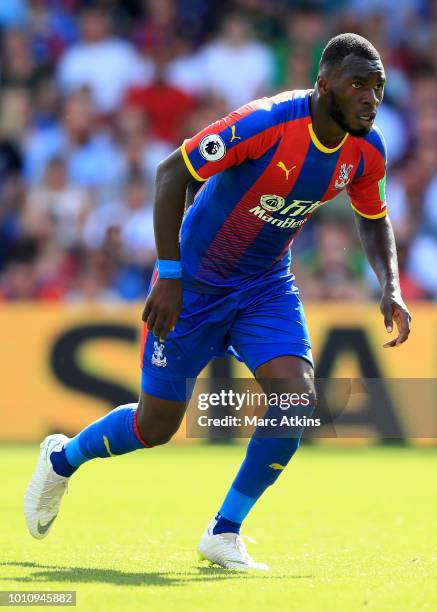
[{"left": 25, "top": 33, "right": 411, "bottom": 570}]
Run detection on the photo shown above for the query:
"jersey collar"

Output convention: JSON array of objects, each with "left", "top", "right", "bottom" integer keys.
[
  {"left": 306, "top": 90, "right": 349, "bottom": 153},
  {"left": 308, "top": 123, "right": 349, "bottom": 153}
]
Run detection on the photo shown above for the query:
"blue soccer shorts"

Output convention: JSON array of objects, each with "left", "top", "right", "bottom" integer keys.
[{"left": 140, "top": 274, "right": 313, "bottom": 402}]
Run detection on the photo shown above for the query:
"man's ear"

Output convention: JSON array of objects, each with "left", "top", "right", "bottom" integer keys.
[{"left": 316, "top": 74, "right": 329, "bottom": 96}]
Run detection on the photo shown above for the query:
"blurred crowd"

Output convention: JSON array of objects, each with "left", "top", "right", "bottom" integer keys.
[{"left": 0, "top": 0, "right": 436, "bottom": 302}]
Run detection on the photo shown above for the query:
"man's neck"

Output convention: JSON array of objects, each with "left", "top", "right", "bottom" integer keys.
[{"left": 309, "top": 90, "right": 347, "bottom": 148}]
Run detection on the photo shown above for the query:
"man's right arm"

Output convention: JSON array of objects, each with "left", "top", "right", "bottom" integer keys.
[
  {"left": 143, "top": 98, "right": 280, "bottom": 341},
  {"left": 142, "top": 149, "right": 193, "bottom": 342}
]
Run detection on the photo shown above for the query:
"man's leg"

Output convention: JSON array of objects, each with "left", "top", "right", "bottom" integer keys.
[
  {"left": 50, "top": 392, "right": 187, "bottom": 477},
  {"left": 198, "top": 356, "right": 315, "bottom": 569},
  {"left": 210, "top": 356, "right": 315, "bottom": 536},
  {"left": 24, "top": 282, "right": 222, "bottom": 539},
  {"left": 198, "top": 279, "right": 315, "bottom": 569},
  {"left": 24, "top": 392, "right": 187, "bottom": 539}
]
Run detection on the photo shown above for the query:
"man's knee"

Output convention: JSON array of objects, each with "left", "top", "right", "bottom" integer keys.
[
  {"left": 255, "top": 355, "right": 317, "bottom": 418},
  {"left": 135, "top": 405, "right": 178, "bottom": 447},
  {"left": 141, "top": 429, "right": 176, "bottom": 447},
  {"left": 135, "top": 392, "right": 187, "bottom": 447}
]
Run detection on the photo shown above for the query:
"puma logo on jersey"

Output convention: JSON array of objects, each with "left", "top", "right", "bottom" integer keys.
[
  {"left": 277, "top": 161, "right": 296, "bottom": 180},
  {"left": 230, "top": 125, "right": 241, "bottom": 142}
]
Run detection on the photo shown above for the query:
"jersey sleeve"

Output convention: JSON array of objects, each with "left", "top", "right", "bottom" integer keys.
[
  {"left": 180, "top": 98, "right": 283, "bottom": 181},
  {"left": 347, "top": 126, "right": 388, "bottom": 219}
]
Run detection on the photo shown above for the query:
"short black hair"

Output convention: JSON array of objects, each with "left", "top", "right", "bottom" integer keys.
[{"left": 319, "top": 33, "right": 380, "bottom": 73}]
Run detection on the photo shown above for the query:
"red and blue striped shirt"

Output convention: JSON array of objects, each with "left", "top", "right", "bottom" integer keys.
[{"left": 180, "top": 89, "right": 387, "bottom": 293}]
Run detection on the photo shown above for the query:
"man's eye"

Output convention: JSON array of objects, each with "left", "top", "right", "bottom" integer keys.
[
  {"left": 375, "top": 83, "right": 384, "bottom": 90},
  {"left": 352, "top": 82, "right": 362, "bottom": 89}
]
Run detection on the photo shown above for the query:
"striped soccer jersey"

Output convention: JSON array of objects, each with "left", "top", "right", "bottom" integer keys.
[{"left": 180, "top": 89, "right": 387, "bottom": 293}]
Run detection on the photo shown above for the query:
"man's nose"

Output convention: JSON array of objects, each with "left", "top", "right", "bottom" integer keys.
[{"left": 362, "top": 87, "right": 379, "bottom": 107}]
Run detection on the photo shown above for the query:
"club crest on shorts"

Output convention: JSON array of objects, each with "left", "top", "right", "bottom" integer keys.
[
  {"left": 151, "top": 341, "right": 167, "bottom": 367},
  {"left": 334, "top": 163, "right": 354, "bottom": 189},
  {"left": 260, "top": 194, "right": 285, "bottom": 212},
  {"left": 199, "top": 134, "right": 226, "bottom": 161}
]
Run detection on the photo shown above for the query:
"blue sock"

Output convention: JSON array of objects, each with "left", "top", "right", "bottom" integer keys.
[
  {"left": 50, "top": 403, "right": 151, "bottom": 477},
  {"left": 212, "top": 407, "right": 303, "bottom": 535},
  {"left": 211, "top": 512, "right": 242, "bottom": 535}
]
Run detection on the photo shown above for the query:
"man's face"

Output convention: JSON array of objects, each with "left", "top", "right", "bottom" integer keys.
[
  {"left": 324, "top": 54, "right": 385, "bottom": 137},
  {"left": 81, "top": 10, "right": 108, "bottom": 43}
]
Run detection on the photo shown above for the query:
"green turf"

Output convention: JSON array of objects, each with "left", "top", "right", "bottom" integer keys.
[{"left": 1, "top": 443, "right": 436, "bottom": 611}]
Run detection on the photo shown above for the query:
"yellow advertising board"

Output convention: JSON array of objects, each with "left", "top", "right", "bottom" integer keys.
[{"left": 0, "top": 302, "right": 435, "bottom": 442}]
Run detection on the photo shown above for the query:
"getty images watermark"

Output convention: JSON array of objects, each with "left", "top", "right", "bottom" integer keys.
[
  {"left": 185, "top": 378, "right": 437, "bottom": 439},
  {"left": 186, "top": 380, "right": 323, "bottom": 438},
  {"left": 196, "top": 389, "right": 320, "bottom": 429}
]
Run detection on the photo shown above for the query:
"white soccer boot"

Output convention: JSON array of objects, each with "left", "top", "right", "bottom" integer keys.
[
  {"left": 198, "top": 528, "right": 269, "bottom": 571},
  {"left": 24, "top": 434, "right": 70, "bottom": 539}
]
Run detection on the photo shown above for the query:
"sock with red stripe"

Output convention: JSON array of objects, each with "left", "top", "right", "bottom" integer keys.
[{"left": 50, "top": 403, "right": 151, "bottom": 477}]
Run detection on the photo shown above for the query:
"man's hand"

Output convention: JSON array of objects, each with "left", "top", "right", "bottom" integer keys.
[
  {"left": 380, "top": 289, "right": 411, "bottom": 348},
  {"left": 142, "top": 278, "right": 182, "bottom": 342}
]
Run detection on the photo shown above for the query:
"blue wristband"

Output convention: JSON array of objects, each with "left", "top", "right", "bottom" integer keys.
[{"left": 157, "top": 259, "right": 182, "bottom": 279}]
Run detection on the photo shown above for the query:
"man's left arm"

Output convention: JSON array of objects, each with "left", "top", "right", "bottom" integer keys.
[{"left": 354, "top": 213, "right": 411, "bottom": 348}]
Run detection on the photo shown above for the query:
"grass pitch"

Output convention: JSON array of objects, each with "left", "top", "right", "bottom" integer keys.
[{"left": 1, "top": 443, "right": 436, "bottom": 611}]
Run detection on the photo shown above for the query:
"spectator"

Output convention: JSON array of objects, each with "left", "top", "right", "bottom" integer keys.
[
  {"left": 407, "top": 236, "right": 437, "bottom": 298},
  {"left": 124, "top": 59, "right": 199, "bottom": 144},
  {"left": 83, "top": 174, "right": 155, "bottom": 259},
  {"left": 66, "top": 264, "right": 121, "bottom": 303},
  {"left": 113, "top": 106, "right": 173, "bottom": 186},
  {"left": 0, "top": 30, "right": 41, "bottom": 140},
  {"left": 118, "top": 174, "right": 156, "bottom": 268},
  {"left": 374, "top": 102, "right": 410, "bottom": 167},
  {"left": 24, "top": 89, "right": 120, "bottom": 190},
  {"left": 82, "top": 173, "right": 156, "bottom": 299},
  {"left": 396, "top": 241, "right": 428, "bottom": 300},
  {"left": 346, "top": 0, "right": 423, "bottom": 44},
  {"left": 0, "top": 88, "right": 32, "bottom": 141},
  {"left": 57, "top": 5, "right": 154, "bottom": 114},
  {"left": 299, "top": 221, "right": 371, "bottom": 301},
  {"left": 280, "top": 45, "right": 313, "bottom": 90},
  {"left": 134, "top": 0, "right": 180, "bottom": 61},
  {"left": 29, "top": 0, "right": 79, "bottom": 66},
  {"left": 193, "top": 12, "right": 275, "bottom": 109},
  {"left": 279, "top": 7, "right": 326, "bottom": 87},
  {"left": 0, "top": 29, "right": 41, "bottom": 90},
  {"left": 0, "top": 239, "right": 63, "bottom": 301},
  {"left": 22, "top": 156, "right": 90, "bottom": 249},
  {"left": 0, "top": 0, "right": 28, "bottom": 29},
  {"left": 164, "top": 36, "right": 207, "bottom": 98},
  {"left": 0, "top": 1, "right": 434, "bottom": 304},
  {"left": 0, "top": 172, "right": 27, "bottom": 270},
  {"left": 29, "top": 74, "right": 62, "bottom": 129}
]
